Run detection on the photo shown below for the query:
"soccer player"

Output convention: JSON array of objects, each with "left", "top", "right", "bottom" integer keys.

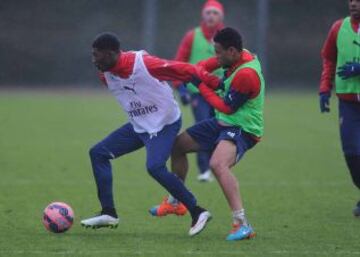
[
  {"left": 80, "top": 32, "right": 220, "bottom": 236},
  {"left": 151, "top": 28, "right": 265, "bottom": 241},
  {"left": 175, "top": 0, "right": 225, "bottom": 182},
  {"left": 319, "top": 0, "right": 360, "bottom": 216}
]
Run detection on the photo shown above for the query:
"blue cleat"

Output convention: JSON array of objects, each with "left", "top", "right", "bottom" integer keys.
[
  {"left": 149, "top": 206, "right": 160, "bottom": 216},
  {"left": 226, "top": 224, "right": 256, "bottom": 241}
]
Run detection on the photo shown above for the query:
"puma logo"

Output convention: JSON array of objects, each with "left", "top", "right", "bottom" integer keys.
[
  {"left": 353, "top": 40, "right": 360, "bottom": 47},
  {"left": 123, "top": 86, "right": 136, "bottom": 94}
]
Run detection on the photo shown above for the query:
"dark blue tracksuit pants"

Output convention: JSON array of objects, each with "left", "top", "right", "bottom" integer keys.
[
  {"left": 339, "top": 99, "right": 360, "bottom": 190},
  {"left": 89, "top": 119, "right": 197, "bottom": 212}
]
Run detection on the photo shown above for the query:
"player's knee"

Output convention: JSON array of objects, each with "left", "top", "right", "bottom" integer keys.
[
  {"left": 172, "top": 139, "right": 184, "bottom": 155},
  {"left": 89, "top": 145, "right": 99, "bottom": 159},
  {"left": 209, "top": 159, "right": 228, "bottom": 175},
  {"left": 89, "top": 144, "right": 108, "bottom": 160},
  {"left": 172, "top": 134, "right": 189, "bottom": 156},
  {"left": 146, "top": 162, "right": 166, "bottom": 178}
]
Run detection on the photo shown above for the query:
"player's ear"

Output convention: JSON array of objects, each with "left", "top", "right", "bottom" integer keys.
[{"left": 228, "top": 46, "right": 237, "bottom": 56}]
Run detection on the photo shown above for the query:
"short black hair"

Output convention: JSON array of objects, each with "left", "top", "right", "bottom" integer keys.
[
  {"left": 92, "top": 32, "right": 120, "bottom": 52},
  {"left": 214, "top": 27, "right": 243, "bottom": 51}
]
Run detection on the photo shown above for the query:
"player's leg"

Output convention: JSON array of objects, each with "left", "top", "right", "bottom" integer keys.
[
  {"left": 172, "top": 118, "right": 220, "bottom": 181},
  {"left": 210, "top": 140, "right": 242, "bottom": 211},
  {"left": 81, "top": 123, "right": 143, "bottom": 228},
  {"left": 142, "top": 119, "right": 211, "bottom": 236},
  {"left": 149, "top": 131, "right": 201, "bottom": 217},
  {"left": 210, "top": 127, "right": 256, "bottom": 241},
  {"left": 339, "top": 100, "right": 360, "bottom": 216},
  {"left": 150, "top": 118, "right": 219, "bottom": 216},
  {"left": 192, "top": 95, "right": 214, "bottom": 182},
  {"left": 170, "top": 132, "right": 202, "bottom": 182}
]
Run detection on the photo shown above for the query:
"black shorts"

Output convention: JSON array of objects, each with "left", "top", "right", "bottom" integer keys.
[{"left": 186, "top": 118, "right": 257, "bottom": 162}]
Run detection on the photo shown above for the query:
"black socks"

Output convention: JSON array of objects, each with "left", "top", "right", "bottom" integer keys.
[{"left": 101, "top": 207, "right": 118, "bottom": 218}]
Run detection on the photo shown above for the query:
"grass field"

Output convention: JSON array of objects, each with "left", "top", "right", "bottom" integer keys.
[{"left": 0, "top": 90, "right": 359, "bottom": 257}]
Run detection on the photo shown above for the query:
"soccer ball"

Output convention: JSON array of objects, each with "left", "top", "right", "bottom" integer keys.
[{"left": 42, "top": 202, "right": 74, "bottom": 233}]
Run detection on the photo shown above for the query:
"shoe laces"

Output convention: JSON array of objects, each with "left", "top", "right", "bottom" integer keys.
[
  {"left": 161, "top": 197, "right": 170, "bottom": 205},
  {"left": 161, "top": 197, "right": 179, "bottom": 207}
]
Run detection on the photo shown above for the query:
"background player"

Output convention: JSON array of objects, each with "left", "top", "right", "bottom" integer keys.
[
  {"left": 175, "top": 0, "right": 225, "bottom": 182},
  {"left": 80, "top": 32, "right": 220, "bottom": 236},
  {"left": 151, "top": 28, "right": 265, "bottom": 241},
  {"left": 319, "top": 0, "right": 360, "bottom": 216}
]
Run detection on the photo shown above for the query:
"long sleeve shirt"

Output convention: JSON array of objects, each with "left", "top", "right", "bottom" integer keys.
[
  {"left": 197, "top": 51, "right": 262, "bottom": 141},
  {"left": 197, "top": 51, "right": 261, "bottom": 115},
  {"left": 174, "top": 22, "right": 224, "bottom": 63},
  {"left": 320, "top": 17, "right": 360, "bottom": 101},
  {"left": 99, "top": 51, "right": 220, "bottom": 89}
]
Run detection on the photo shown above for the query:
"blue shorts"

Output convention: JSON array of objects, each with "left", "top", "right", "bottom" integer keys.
[
  {"left": 339, "top": 100, "right": 360, "bottom": 156},
  {"left": 186, "top": 118, "right": 257, "bottom": 162}
]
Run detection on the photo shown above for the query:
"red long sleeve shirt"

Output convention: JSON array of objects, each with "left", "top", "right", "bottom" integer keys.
[
  {"left": 174, "top": 22, "right": 224, "bottom": 62},
  {"left": 320, "top": 17, "right": 360, "bottom": 101},
  {"left": 198, "top": 51, "right": 262, "bottom": 141},
  {"left": 99, "top": 51, "right": 220, "bottom": 88},
  {"left": 198, "top": 51, "right": 261, "bottom": 115}
]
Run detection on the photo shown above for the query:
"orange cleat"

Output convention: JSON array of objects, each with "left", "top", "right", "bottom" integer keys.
[{"left": 149, "top": 197, "right": 188, "bottom": 217}]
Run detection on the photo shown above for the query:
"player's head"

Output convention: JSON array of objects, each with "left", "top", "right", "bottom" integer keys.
[
  {"left": 202, "top": 0, "right": 224, "bottom": 28},
  {"left": 213, "top": 27, "right": 243, "bottom": 68},
  {"left": 349, "top": 0, "right": 360, "bottom": 20},
  {"left": 92, "top": 32, "right": 121, "bottom": 72}
]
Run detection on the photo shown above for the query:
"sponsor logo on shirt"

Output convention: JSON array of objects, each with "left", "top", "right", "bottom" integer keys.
[
  {"left": 128, "top": 101, "right": 158, "bottom": 118},
  {"left": 353, "top": 40, "right": 360, "bottom": 48}
]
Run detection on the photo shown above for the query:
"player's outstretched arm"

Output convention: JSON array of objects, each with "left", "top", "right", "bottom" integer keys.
[
  {"left": 143, "top": 54, "right": 220, "bottom": 88},
  {"left": 198, "top": 83, "right": 233, "bottom": 114},
  {"left": 196, "top": 56, "right": 222, "bottom": 74}
]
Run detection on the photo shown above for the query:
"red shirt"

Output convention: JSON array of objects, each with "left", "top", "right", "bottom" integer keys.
[
  {"left": 198, "top": 51, "right": 261, "bottom": 114},
  {"left": 99, "top": 51, "right": 220, "bottom": 89},
  {"left": 174, "top": 22, "right": 224, "bottom": 62},
  {"left": 320, "top": 17, "right": 360, "bottom": 102}
]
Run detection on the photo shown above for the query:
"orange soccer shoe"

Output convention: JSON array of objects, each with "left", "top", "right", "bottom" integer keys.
[{"left": 149, "top": 197, "right": 188, "bottom": 217}]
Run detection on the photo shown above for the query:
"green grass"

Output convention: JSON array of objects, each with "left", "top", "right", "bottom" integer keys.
[{"left": 0, "top": 90, "right": 359, "bottom": 257}]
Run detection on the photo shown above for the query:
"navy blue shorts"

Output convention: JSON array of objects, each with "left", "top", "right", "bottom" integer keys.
[
  {"left": 186, "top": 118, "right": 257, "bottom": 162},
  {"left": 339, "top": 100, "right": 360, "bottom": 156}
]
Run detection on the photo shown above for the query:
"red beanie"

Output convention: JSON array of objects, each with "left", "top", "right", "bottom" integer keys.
[{"left": 202, "top": 0, "right": 224, "bottom": 15}]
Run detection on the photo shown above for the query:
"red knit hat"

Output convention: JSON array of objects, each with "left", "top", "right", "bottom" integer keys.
[{"left": 202, "top": 0, "right": 224, "bottom": 16}]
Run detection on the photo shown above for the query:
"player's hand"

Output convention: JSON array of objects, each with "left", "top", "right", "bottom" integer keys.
[
  {"left": 337, "top": 62, "right": 360, "bottom": 80},
  {"left": 190, "top": 76, "right": 202, "bottom": 87},
  {"left": 319, "top": 92, "right": 331, "bottom": 113},
  {"left": 177, "top": 84, "right": 191, "bottom": 105},
  {"left": 217, "top": 81, "right": 225, "bottom": 91}
]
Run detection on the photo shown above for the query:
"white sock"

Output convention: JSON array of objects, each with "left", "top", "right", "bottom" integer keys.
[
  {"left": 167, "top": 195, "right": 179, "bottom": 205},
  {"left": 233, "top": 209, "right": 248, "bottom": 226}
]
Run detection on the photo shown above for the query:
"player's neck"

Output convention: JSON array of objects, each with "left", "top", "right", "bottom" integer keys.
[
  {"left": 351, "top": 15, "right": 360, "bottom": 24},
  {"left": 200, "top": 22, "right": 224, "bottom": 40}
]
